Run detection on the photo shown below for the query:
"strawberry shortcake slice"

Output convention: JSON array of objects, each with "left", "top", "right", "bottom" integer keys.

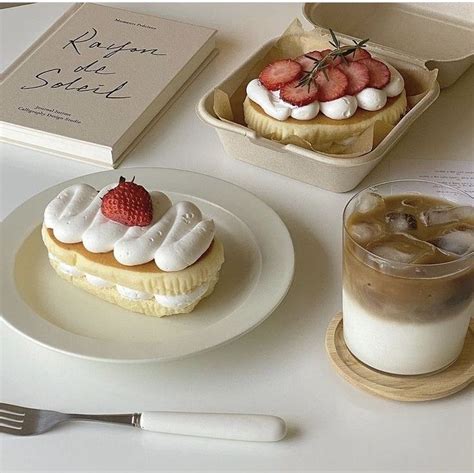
[
  {"left": 244, "top": 30, "right": 407, "bottom": 153},
  {"left": 42, "top": 177, "right": 224, "bottom": 317}
]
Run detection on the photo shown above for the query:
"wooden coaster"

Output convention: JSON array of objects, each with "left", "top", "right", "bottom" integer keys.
[{"left": 326, "top": 313, "right": 474, "bottom": 402}]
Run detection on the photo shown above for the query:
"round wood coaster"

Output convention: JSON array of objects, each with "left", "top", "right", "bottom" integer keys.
[{"left": 325, "top": 313, "right": 474, "bottom": 402}]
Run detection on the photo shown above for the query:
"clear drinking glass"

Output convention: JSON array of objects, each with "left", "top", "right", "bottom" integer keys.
[{"left": 343, "top": 180, "right": 473, "bottom": 375}]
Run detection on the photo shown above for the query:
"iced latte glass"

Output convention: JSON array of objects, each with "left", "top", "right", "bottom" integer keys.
[{"left": 343, "top": 180, "right": 473, "bottom": 375}]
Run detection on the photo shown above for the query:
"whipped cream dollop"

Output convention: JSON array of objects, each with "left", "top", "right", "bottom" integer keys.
[
  {"left": 247, "top": 60, "right": 404, "bottom": 121},
  {"left": 383, "top": 63, "right": 405, "bottom": 98},
  {"left": 355, "top": 88, "right": 387, "bottom": 111},
  {"left": 320, "top": 95, "right": 358, "bottom": 120},
  {"left": 44, "top": 183, "right": 215, "bottom": 272},
  {"left": 246, "top": 79, "right": 319, "bottom": 121}
]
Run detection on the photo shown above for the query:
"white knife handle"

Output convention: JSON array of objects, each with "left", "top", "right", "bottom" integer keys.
[{"left": 139, "top": 412, "right": 287, "bottom": 442}]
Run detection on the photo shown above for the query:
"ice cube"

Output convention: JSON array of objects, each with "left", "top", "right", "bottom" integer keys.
[
  {"left": 348, "top": 222, "right": 384, "bottom": 244},
  {"left": 429, "top": 227, "right": 474, "bottom": 256},
  {"left": 385, "top": 212, "right": 417, "bottom": 232},
  {"left": 367, "top": 233, "right": 436, "bottom": 263},
  {"left": 420, "top": 206, "right": 474, "bottom": 226},
  {"left": 401, "top": 198, "right": 418, "bottom": 208},
  {"left": 355, "top": 191, "right": 385, "bottom": 214}
]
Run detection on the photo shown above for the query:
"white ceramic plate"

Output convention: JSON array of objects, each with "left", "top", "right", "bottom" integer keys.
[{"left": 2, "top": 168, "right": 294, "bottom": 362}]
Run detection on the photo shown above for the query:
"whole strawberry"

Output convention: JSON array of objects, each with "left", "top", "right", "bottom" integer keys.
[{"left": 101, "top": 176, "right": 153, "bottom": 227}]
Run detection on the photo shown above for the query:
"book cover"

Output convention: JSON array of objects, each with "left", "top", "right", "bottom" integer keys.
[{"left": 0, "top": 3, "right": 217, "bottom": 166}]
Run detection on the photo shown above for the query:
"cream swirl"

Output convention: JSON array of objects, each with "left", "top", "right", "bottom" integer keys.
[
  {"left": 44, "top": 184, "right": 215, "bottom": 272},
  {"left": 355, "top": 64, "right": 404, "bottom": 111},
  {"left": 246, "top": 80, "right": 319, "bottom": 121},
  {"left": 355, "top": 88, "right": 387, "bottom": 111},
  {"left": 320, "top": 95, "right": 358, "bottom": 120},
  {"left": 383, "top": 63, "right": 405, "bottom": 97}
]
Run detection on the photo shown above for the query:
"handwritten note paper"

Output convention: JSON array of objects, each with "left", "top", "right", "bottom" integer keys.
[{"left": 390, "top": 159, "right": 474, "bottom": 197}]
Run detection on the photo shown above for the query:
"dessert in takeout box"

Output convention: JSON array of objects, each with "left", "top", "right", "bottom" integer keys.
[
  {"left": 213, "top": 21, "right": 437, "bottom": 157},
  {"left": 42, "top": 177, "right": 224, "bottom": 317},
  {"left": 244, "top": 29, "right": 407, "bottom": 154}
]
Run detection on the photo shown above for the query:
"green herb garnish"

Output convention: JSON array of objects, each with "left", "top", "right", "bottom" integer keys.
[{"left": 298, "top": 29, "right": 369, "bottom": 91}]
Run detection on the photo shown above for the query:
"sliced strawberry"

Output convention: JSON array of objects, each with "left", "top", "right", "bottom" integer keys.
[
  {"left": 321, "top": 49, "right": 342, "bottom": 66},
  {"left": 336, "top": 61, "right": 370, "bottom": 95},
  {"left": 346, "top": 48, "right": 371, "bottom": 62},
  {"left": 280, "top": 80, "right": 319, "bottom": 107},
  {"left": 359, "top": 58, "right": 391, "bottom": 89},
  {"left": 295, "top": 51, "right": 322, "bottom": 72},
  {"left": 259, "top": 59, "right": 302, "bottom": 91},
  {"left": 314, "top": 67, "right": 348, "bottom": 102}
]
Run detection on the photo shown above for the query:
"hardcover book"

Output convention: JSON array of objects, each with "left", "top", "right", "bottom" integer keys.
[{"left": 0, "top": 3, "right": 217, "bottom": 167}]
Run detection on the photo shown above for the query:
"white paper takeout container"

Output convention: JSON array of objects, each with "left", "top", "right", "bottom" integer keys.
[
  {"left": 197, "top": 4, "right": 471, "bottom": 192},
  {"left": 304, "top": 3, "right": 474, "bottom": 89}
]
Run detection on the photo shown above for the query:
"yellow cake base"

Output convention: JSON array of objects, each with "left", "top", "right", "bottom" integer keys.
[
  {"left": 42, "top": 225, "right": 225, "bottom": 317},
  {"left": 50, "top": 259, "right": 220, "bottom": 317},
  {"left": 42, "top": 226, "right": 224, "bottom": 295},
  {"left": 243, "top": 90, "right": 407, "bottom": 153}
]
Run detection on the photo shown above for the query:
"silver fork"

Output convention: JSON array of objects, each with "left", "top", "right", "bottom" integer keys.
[{"left": 0, "top": 403, "right": 287, "bottom": 441}]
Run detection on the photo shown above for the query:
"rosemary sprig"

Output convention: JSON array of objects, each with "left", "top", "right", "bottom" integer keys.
[{"left": 298, "top": 29, "right": 369, "bottom": 91}]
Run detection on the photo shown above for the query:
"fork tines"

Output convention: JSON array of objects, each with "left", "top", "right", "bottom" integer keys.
[{"left": 0, "top": 403, "right": 25, "bottom": 434}]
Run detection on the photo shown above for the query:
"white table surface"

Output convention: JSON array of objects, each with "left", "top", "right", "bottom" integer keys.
[{"left": 1, "top": 3, "right": 473, "bottom": 472}]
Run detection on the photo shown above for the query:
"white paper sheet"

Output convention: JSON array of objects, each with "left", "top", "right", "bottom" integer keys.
[{"left": 390, "top": 159, "right": 474, "bottom": 197}]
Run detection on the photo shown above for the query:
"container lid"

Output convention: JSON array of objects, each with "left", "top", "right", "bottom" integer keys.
[{"left": 303, "top": 2, "right": 474, "bottom": 88}]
